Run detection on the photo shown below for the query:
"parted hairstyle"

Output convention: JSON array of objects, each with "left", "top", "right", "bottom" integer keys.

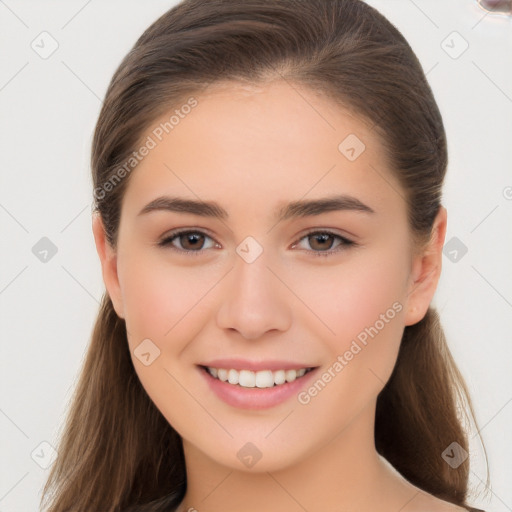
[{"left": 40, "top": 1, "right": 489, "bottom": 510}]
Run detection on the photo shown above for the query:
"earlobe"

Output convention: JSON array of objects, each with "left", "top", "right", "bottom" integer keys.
[
  {"left": 91, "top": 212, "right": 125, "bottom": 319},
  {"left": 404, "top": 206, "right": 447, "bottom": 326}
]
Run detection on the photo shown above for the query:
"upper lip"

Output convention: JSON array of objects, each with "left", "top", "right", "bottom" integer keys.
[{"left": 198, "top": 358, "right": 318, "bottom": 372}]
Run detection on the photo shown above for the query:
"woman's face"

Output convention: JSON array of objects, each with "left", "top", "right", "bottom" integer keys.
[{"left": 93, "top": 80, "right": 445, "bottom": 472}]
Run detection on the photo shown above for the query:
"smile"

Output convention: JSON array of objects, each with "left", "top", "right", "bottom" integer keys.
[{"left": 204, "top": 366, "right": 315, "bottom": 388}]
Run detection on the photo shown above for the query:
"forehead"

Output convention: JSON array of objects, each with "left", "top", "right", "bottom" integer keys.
[{"left": 122, "top": 79, "right": 404, "bottom": 220}]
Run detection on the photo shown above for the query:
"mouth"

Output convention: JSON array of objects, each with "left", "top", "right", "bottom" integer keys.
[{"left": 199, "top": 365, "right": 317, "bottom": 389}]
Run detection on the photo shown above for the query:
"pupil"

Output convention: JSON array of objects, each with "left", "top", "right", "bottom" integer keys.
[
  {"left": 183, "top": 233, "right": 203, "bottom": 250},
  {"left": 311, "top": 234, "right": 333, "bottom": 250}
]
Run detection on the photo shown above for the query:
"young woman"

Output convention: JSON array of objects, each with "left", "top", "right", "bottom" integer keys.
[{"left": 40, "top": 1, "right": 489, "bottom": 511}]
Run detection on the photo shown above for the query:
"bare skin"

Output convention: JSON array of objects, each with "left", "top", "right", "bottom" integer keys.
[{"left": 92, "top": 79, "right": 464, "bottom": 512}]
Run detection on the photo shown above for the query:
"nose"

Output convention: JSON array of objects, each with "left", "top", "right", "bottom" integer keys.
[{"left": 215, "top": 249, "right": 292, "bottom": 340}]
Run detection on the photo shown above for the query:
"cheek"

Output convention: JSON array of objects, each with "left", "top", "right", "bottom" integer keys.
[
  {"left": 116, "top": 252, "right": 213, "bottom": 435},
  {"left": 290, "top": 254, "right": 408, "bottom": 431},
  {"left": 293, "top": 247, "right": 409, "bottom": 379},
  {"left": 295, "top": 250, "right": 407, "bottom": 334},
  {"left": 117, "top": 251, "right": 221, "bottom": 351}
]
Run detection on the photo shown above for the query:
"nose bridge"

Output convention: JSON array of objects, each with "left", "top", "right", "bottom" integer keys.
[{"left": 215, "top": 242, "right": 292, "bottom": 339}]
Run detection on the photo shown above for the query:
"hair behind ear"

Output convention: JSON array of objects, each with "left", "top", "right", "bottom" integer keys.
[
  {"left": 39, "top": 293, "right": 186, "bottom": 512},
  {"left": 375, "top": 307, "right": 488, "bottom": 506}
]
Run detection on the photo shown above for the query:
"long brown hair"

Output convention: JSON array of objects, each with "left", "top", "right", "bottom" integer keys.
[{"left": 40, "top": 1, "right": 489, "bottom": 510}]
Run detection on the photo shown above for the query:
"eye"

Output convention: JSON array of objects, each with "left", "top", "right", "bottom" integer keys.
[
  {"left": 158, "top": 229, "right": 218, "bottom": 254},
  {"left": 158, "top": 228, "right": 355, "bottom": 257},
  {"left": 292, "top": 230, "right": 355, "bottom": 256}
]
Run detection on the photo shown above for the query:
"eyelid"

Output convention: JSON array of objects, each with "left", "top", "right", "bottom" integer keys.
[{"left": 294, "top": 227, "right": 354, "bottom": 244}]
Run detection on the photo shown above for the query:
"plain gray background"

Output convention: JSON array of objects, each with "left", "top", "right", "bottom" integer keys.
[{"left": 1, "top": 1, "right": 511, "bottom": 510}]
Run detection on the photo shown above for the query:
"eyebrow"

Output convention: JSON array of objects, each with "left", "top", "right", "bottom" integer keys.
[{"left": 137, "top": 194, "right": 375, "bottom": 222}]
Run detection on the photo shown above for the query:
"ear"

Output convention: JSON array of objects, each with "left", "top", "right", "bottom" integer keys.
[
  {"left": 92, "top": 212, "right": 125, "bottom": 319},
  {"left": 404, "top": 206, "right": 447, "bottom": 326}
]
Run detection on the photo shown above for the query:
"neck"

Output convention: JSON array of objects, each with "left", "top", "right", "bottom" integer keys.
[{"left": 174, "top": 401, "right": 417, "bottom": 512}]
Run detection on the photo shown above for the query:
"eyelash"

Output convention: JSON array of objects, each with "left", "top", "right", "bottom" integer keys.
[{"left": 157, "top": 229, "right": 356, "bottom": 257}]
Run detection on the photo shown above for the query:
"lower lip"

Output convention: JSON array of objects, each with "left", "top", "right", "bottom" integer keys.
[{"left": 198, "top": 366, "right": 319, "bottom": 410}]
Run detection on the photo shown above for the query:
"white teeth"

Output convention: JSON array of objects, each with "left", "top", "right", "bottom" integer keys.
[
  {"left": 228, "top": 369, "right": 239, "bottom": 385},
  {"left": 255, "top": 370, "right": 274, "bottom": 388},
  {"left": 273, "top": 370, "right": 286, "bottom": 385},
  {"left": 285, "top": 369, "right": 297, "bottom": 382},
  {"left": 239, "top": 370, "right": 256, "bottom": 387},
  {"left": 206, "top": 366, "right": 311, "bottom": 388}
]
